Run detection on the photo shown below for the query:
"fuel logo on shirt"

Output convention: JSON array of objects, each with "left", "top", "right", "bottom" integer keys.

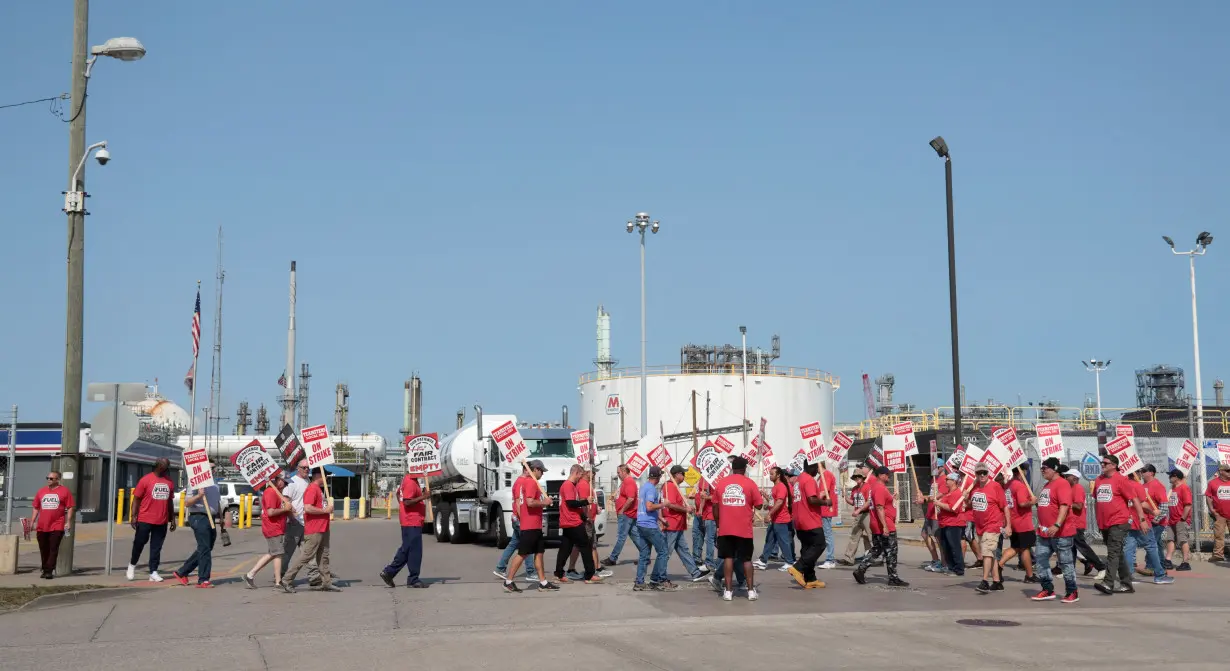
[
  {"left": 1096, "top": 484, "right": 1114, "bottom": 503},
  {"left": 971, "top": 492, "right": 988, "bottom": 512},
  {"left": 1005, "top": 491, "right": 1014, "bottom": 507},
  {"left": 152, "top": 483, "right": 171, "bottom": 500},
  {"left": 722, "top": 484, "right": 747, "bottom": 507},
  {"left": 40, "top": 493, "right": 62, "bottom": 510},
  {"left": 791, "top": 483, "right": 802, "bottom": 502},
  {"left": 1217, "top": 486, "right": 1230, "bottom": 501},
  {"left": 1037, "top": 489, "right": 1051, "bottom": 507}
]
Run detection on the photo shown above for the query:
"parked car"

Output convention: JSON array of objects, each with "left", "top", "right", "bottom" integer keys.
[{"left": 173, "top": 481, "right": 260, "bottom": 526}]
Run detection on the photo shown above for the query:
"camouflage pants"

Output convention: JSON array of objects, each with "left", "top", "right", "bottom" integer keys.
[{"left": 857, "top": 532, "right": 900, "bottom": 579}]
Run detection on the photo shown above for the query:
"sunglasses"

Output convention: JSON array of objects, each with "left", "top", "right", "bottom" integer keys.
[
  {"left": 46, "top": 476, "right": 58, "bottom": 480},
  {"left": 1101, "top": 461, "right": 1115, "bottom": 467}
]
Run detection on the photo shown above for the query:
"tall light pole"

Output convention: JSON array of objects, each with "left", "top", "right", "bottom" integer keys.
[
  {"left": 57, "top": 3, "right": 146, "bottom": 577},
  {"left": 739, "top": 326, "right": 748, "bottom": 448},
  {"left": 1083, "top": 358, "right": 1111, "bottom": 455},
  {"left": 929, "top": 136, "right": 963, "bottom": 449},
  {"left": 626, "top": 212, "right": 659, "bottom": 439},
  {"left": 1164, "top": 231, "right": 1213, "bottom": 555}
]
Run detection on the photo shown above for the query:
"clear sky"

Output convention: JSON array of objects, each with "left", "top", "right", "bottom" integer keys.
[{"left": 2, "top": 2, "right": 1228, "bottom": 440}]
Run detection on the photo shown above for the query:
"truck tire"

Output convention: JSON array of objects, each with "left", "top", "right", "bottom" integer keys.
[
  {"left": 448, "top": 507, "right": 472, "bottom": 544},
  {"left": 227, "top": 506, "right": 240, "bottom": 527},
  {"left": 494, "top": 506, "right": 510, "bottom": 549},
  {"left": 433, "top": 503, "right": 452, "bottom": 543}
]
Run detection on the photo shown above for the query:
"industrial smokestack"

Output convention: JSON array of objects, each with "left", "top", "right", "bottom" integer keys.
[
  {"left": 1216, "top": 379, "right": 1225, "bottom": 406},
  {"left": 562, "top": 405, "right": 569, "bottom": 428},
  {"left": 283, "top": 261, "right": 297, "bottom": 428},
  {"left": 402, "top": 381, "right": 412, "bottom": 436},
  {"left": 456, "top": 407, "right": 465, "bottom": 429},
  {"left": 411, "top": 375, "right": 422, "bottom": 434}
]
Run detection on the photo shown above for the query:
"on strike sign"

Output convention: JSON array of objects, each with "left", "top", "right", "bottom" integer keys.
[
  {"left": 648, "top": 443, "right": 673, "bottom": 469},
  {"left": 491, "top": 420, "right": 528, "bottom": 464},
  {"left": 713, "top": 435, "right": 736, "bottom": 453},
  {"left": 184, "top": 447, "right": 215, "bottom": 489},
  {"left": 230, "top": 439, "right": 281, "bottom": 489},
  {"left": 301, "top": 424, "right": 335, "bottom": 468},
  {"left": 1036, "top": 423, "right": 1064, "bottom": 459},
  {"left": 1174, "top": 439, "right": 1200, "bottom": 476},
  {"left": 799, "top": 422, "right": 825, "bottom": 462},
  {"left": 571, "top": 429, "right": 591, "bottom": 464},
  {"left": 827, "top": 432, "right": 853, "bottom": 464},
  {"left": 626, "top": 452, "right": 650, "bottom": 478},
  {"left": 405, "top": 433, "right": 442, "bottom": 477}
]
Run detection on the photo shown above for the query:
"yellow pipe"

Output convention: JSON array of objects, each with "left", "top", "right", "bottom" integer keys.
[
  {"left": 177, "top": 491, "right": 186, "bottom": 526},
  {"left": 248, "top": 494, "right": 255, "bottom": 527},
  {"left": 239, "top": 495, "right": 246, "bottom": 528},
  {"left": 386, "top": 493, "right": 392, "bottom": 519},
  {"left": 343, "top": 496, "right": 351, "bottom": 520},
  {"left": 358, "top": 496, "right": 366, "bottom": 519},
  {"left": 128, "top": 493, "right": 136, "bottom": 523},
  {"left": 243, "top": 494, "right": 252, "bottom": 528},
  {"left": 115, "top": 488, "right": 125, "bottom": 525}
]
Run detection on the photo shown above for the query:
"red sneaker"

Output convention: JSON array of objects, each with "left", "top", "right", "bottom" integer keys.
[
  {"left": 1030, "top": 589, "right": 1056, "bottom": 601},
  {"left": 173, "top": 572, "right": 190, "bottom": 586},
  {"left": 1061, "top": 592, "right": 1079, "bottom": 604},
  {"left": 195, "top": 581, "right": 214, "bottom": 589}
]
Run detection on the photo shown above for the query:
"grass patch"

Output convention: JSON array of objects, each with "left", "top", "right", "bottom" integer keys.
[{"left": 0, "top": 585, "right": 104, "bottom": 611}]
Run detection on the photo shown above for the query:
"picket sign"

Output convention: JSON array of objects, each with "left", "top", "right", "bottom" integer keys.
[
  {"left": 713, "top": 435, "right": 736, "bottom": 454},
  {"left": 491, "top": 421, "right": 529, "bottom": 464},
  {"left": 884, "top": 449, "right": 907, "bottom": 474},
  {"left": 648, "top": 443, "right": 673, "bottom": 469},
  {"left": 184, "top": 447, "right": 215, "bottom": 489},
  {"left": 993, "top": 427, "right": 1027, "bottom": 470},
  {"left": 626, "top": 451, "right": 650, "bottom": 478},
  {"left": 231, "top": 439, "right": 281, "bottom": 490},
  {"left": 571, "top": 429, "right": 592, "bottom": 465},
  {"left": 1036, "top": 423, "right": 1064, "bottom": 460},
  {"left": 799, "top": 422, "right": 826, "bottom": 462},
  {"left": 760, "top": 441, "right": 778, "bottom": 472},
  {"left": 883, "top": 422, "right": 918, "bottom": 457},
  {"left": 982, "top": 437, "right": 1011, "bottom": 479},
  {"left": 946, "top": 448, "right": 965, "bottom": 474},
  {"left": 405, "top": 433, "right": 442, "bottom": 477},
  {"left": 827, "top": 432, "right": 854, "bottom": 464},
  {"left": 959, "top": 444, "right": 986, "bottom": 478},
  {"left": 691, "top": 443, "right": 732, "bottom": 486},
  {"left": 1174, "top": 439, "right": 1200, "bottom": 476}
]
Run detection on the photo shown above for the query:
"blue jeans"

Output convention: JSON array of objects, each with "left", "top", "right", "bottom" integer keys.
[
  {"left": 607, "top": 516, "right": 637, "bottom": 563},
  {"left": 822, "top": 517, "right": 836, "bottom": 562},
  {"left": 1034, "top": 535, "right": 1076, "bottom": 594},
  {"left": 383, "top": 525, "right": 424, "bottom": 585},
  {"left": 496, "top": 519, "right": 538, "bottom": 579},
  {"left": 760, "top": 523, "right": 796, "bottom": 564},
  {"left": 632, "top": 526, "right": 668, "bottom": 584},
  {"left": 1124, "top": 527, "right": 1165, "bottom": 578},
  {"left": 664, "top": 530, "right": 703, "bottom": 578},
  {"left": 177, "top": 514, "right": 216, "bottom": 583},
  {"left": 701, "top": 519, "right": 718, "bottom": 570},
  {"left": 691, "top": 514, "right": 706, "bottom": 565}
]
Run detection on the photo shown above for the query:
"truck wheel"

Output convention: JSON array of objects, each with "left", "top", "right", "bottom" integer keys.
[
  {"left": 434, "top": 503, "right": 452, "bottom": 543},
  {"left": 227, "top": 506, "right": 240, "bottom": 526},
  {"left": 448, "top": 508, "right": 472, "bottom": 544},
  {"left": 494, "top": 506, "right": 510, "bottom": 549}
]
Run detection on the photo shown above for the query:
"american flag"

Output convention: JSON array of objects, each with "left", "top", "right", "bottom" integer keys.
[
  {"left": 277, "top": 371, "right": 287, "bottom": 387},
  {"left": 184, "top": 288, "right": 201, "bottom": 392}
]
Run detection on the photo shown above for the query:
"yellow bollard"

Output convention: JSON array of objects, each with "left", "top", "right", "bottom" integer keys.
[
  {"left": 177, "top": 491, "right": 186, "bottom": 526},
  {"left": 243, "top": 494, "right": 251, "bottom": 528},
  {"left": 343, "top": 496, "right": 351, "bottom": 520},
  {"left": 247, "top": 494, "right": 254, "bottom": 528},
  {"left": 128, "top": 493, "right": 136, "bottom": 523},
  {"left": 115, "top": 488, "right": 125, "bottom": 525},
  {"left": 386, "top": 493, "right": 392, "bottom": 519},
  {"left": 241, "top": 495, "right": 249, "bottom": 528},
  {"left": 358, "top": 496, "right": 367, "bottom": 519}
]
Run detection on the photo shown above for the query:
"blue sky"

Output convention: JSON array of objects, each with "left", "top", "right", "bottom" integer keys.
[{"left": 2, "top": 2, "right": 1228, "bottom": 439}]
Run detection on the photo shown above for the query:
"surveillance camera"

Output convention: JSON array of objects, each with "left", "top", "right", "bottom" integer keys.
[
  {"left": 626, "top": 221, "right": 634, "bottom": 233},
  {"left": 95, "top": 148, "right": 111, "bottom": 166},
  {"left": 651, "top": 221, "right": 660, "bottom": 233}
]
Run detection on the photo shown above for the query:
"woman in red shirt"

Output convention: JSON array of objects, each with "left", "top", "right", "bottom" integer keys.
[{"left": 933, "top": 472, "right": 968, "bottom": 578}]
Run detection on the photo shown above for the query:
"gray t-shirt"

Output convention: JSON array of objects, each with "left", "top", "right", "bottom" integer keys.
[{"left": 282, "top": 475, "right": 308, "bottom": 523}]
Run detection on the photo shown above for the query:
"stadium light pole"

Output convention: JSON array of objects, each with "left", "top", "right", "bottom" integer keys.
[
  {"left": 1164, "top": 232, "right": 1212, "bottom": 556},
  {"left": 929, "top": 136, "right": 963, "bottom": 449},
  {"left": 740, "top": 326, "right": 748, "bottom": 448},
  {"left": 1083, "top": 359, "right": 1111, "bottom": 455},
  {"left": 626, "top": 213, "right": 659, "bottom": 439}
]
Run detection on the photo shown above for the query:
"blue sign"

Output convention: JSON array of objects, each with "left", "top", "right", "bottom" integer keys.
[{"left": 1081, "top": 452, "right": 1101, "bottom": 480}]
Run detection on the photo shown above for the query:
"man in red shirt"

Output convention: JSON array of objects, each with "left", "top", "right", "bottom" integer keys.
[
  {"left": 818, "top": 464, "right": 839, "bottom": 569},
  {"left": 126, "top": 458, "right": 176, "bottom": 582},
  {"left": 659, "top": 465, "right": 709, "bottom": 582},
  {"left": 566, "top": 466, "right": 612, "bottom": 580},
  {"left": 916, "top": 467, "right": 945, "bottom": 572},
  {"left": 552, "top": 464, "right": 601, "bottom": 584},
  {"left": 1030, "top": 457, "right": 1078, "bottom": 602},
  {"left": 712, "top": 456, "right": 764, "bottom": 601},
  {"left": 933, "top": 471, "right": 967, "bottom": 578},
  {"left": 854, "top": 466, "right": 908, "bottom": 587},
  {"left": 601, "top": 464, "right": 639, "bottom": 566},
  {"left": 281, "top": 469, "right": 340, "bottom": 593},
  {"left": 1204, "top": 463, "right": 1230, "bottom": 562},
  {"left": 31, "top": 470, "right": 75, "bottom": 579},
  {"left": 1093, "top": 454, "right": 1148, "bottom": 595},
  {"left": 999, "top": 468, "right": 1038, "bottom": 583},
  {"left": 787, "top": 462, "right": 829, "bottom": 589},
  {"left": 840, "top": 470, "right": 873, "bottom": 565},
  {"left": 379, "top": 468, "right": 434, "bottom": 588},
  {"left": 244, "top": 472, "right": 292, "bottom": 588},
  {"left": 967, "top": 463, "right": 1008, "bottom": 592},
  {"left": 503, "top": 460, "right": 559, "bottom": 593},
  {"left": 1061, "top": 466, "right": 1106, "bottom": 579},
  {"left": 1165, "top": 469, "right": 1193, "bottom": 571}
]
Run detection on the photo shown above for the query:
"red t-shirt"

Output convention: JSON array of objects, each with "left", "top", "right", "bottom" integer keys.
[
  {"left": 579, "top": 478, "right": 598, "bottom": 520},
  {"left": 662, "top": 480, "right": 687, "bottom": 532},
  {"left": 558, "top": 479, "right": 584, "bottom": 528},
  {"left": 1168, "top": 482, "right": 1192, "bottom": 525},
  {"left": 927, "top": 476, "right": 950, "bottom": 521},
  {"left": 868, "top": 481, "right": 897, "bottom": 535},
  {"left": 303, "top": 482, "right": 330, "bottom": 535},
  {"left": 1205, "top": 477, "right": 1230, "bottom": 519},
  {"left": 819, "top": 469, "right": 838, "bottom": 518},
  {"left": 1070, "top": 482, "right": 1089, "bottom": 530},
  {"left": 1126, "top": 479, "right": 1147, "bottom": 529},
  {"left": 33, "top": 485, "right": 74, "bottom": 532},
  {"left": 1143, "top": 478, "right": 1168, "bottom": 524},
  {"left": 849, "top": 483, "right": 868, "bottom": 511},
  {"left": 714, "top": 474, "right": 763, "bottom": 538},
  {"left": 1094, "top": 472, "right": 1134, "bottom": 529},
  {"left": 513, "top": 475, "right": 545, "bottom": 531},
  {"left": 771, "top": 481, "right": 792, "bottom": 524},
  {"left": 937, "top": 487, "right": 966, "bottom": 527},
  {"left": 790, "top": 474, "right": 824, "bottom": 532},
  {"left": 399, "top": 475, "right": 426, "bottom": 527},
  {"left": 970, "top": 481, "right": 1006, "bottom": 535},
  {"left": 261, "top": 487, "right": 287, "bottom": 538},
  {"left": 132, "top": 473, "right": 174, "bottom": 526},
  {"left": 1037, "top": 477, "right": 1075, "bottom": 538},
  {"left": 695, "top": 480, "right": 714, "bottom": 521},
  {"left": 617, "top": 476, "right": 639, "bottom": 519},
  {"left": 1006, "top": 479, "right": 1034, "bottom": 533}
]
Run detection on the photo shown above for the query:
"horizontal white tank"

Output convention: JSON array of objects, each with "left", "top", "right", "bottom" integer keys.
[
  {"left": 578, "top": 365, "right": 838, "bottom": 485},
  {"left": 174, "top": 433, "right": 389, "bottom": 461}
]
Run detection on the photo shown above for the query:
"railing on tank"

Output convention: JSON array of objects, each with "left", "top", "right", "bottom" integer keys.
[
  {"left": 854, "top": 405, "right": 1229, "bottom": 439},
  {"left": 578, "top": 365, "right": 838, "bottom": 387}
]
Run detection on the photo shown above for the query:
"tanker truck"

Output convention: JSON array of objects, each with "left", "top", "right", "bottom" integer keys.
[{"left": 428, "top": 406, "right": 606, "bottom": 548}]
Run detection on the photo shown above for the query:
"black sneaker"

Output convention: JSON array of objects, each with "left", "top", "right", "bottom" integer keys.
[
  {"left": 1023, "top": 575, "right": 1041, "bottom": 584},
  {"left": 853, "top": 568, "right": 867, "bottom": 585},
  {"left": 538, "top": 581, "right": 560, "bottom": 591},
  {"left": 1050, "top": 566, "right": 1063, "bottom": 576},
  {"left": 1094, "top": 582, "right": 1113, "bottom": 595},
  {"left": 886, "top": 577, "right": 910, "bottom": 588},
  {"left": 600, "top": 558, "right": 617, "bottom": 567},
  {"left": 1115, "top": 584, "right": 1135, "bottom": 594},
  {"left": 278, "top": 582, "right": 296, "bottom": 594},
  {"left": 379, "top": 572, "right": 396, "bottom": 588},
  {"left": 837, "top": 559, "right": 854, "bottom": 567},
  {"left": 1162, "top": 559, "right": 1175, "bottom": 571},
  {"left": 975, "top": 580, "right": 991, "bottom": 594},
  {"left": 991, "top": 581, "right": 1005, "bottom": 592},
  {"left": 1177, "top": 562, "right": 1192, "bottom": 571},
  {"left": 503, "top": 581, "right": 522, "bottom": 593},
  {"left": 1082, "top": 563, "right": 1094, "bottom": 576},
  {"left": 633, "top": 582, "right": 648, "bottom": 591}
]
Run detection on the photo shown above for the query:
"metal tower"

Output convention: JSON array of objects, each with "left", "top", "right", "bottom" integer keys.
[{"left": 297, "top": 363, "right": 311, "bottom": 429}]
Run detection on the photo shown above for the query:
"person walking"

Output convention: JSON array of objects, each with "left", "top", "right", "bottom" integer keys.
[
  {"left": 660, "top": 465, "right": 709, "bottom": 582},
  {"left": 1030, "top": 457, "right": 1079, "bottom": 603},
  {"left": 754, "top": 466, "right": 795, "bottom": 572},
  {"left": 631, "top": 466, "right": 674, "bottom": 591},
  {"left": 379, "top": 468, "right": 433, "bottom": 589},
  {"left": 1122, "top": 472, "right": 1172, "bottom": 584},
  {"left": 933, "top": 471, "right": 967, "bottom": 578},
  {"left": 495, "top": 463, "right": 540, "bottom": 583},
  {"left": 173, "top": 471, "right": 221, "bottom": 588},
  {"left": 126, "top": 458, "right": 175, "bottom": 582},
  {"left": 601, "top": 464, "right": 639, "bottom": 567},
  {"left": 999, "top": 468, "right": 1038, "bottom": 583},
  {"left": 1093, "top": 454, "right": 1148, "bottom": 595},
  {"left": 713, "top": 456, "right": 764, "bottom": 601},
  {"left": 1165, "top": 469, "right": 1193, "bottom": 571},
  {"left": 566, "top": 465, "right": 612, "bottom": 580},
  {"left": 854, "top": 466, "right": 908, "bottom": 587},
  {"left": 817, "top": 463, "right": 839, "bottom": 569},
  {"left": 243, "top": 472, "right": 292, "bottom": 589},
  {"left": 281, "top": 469, "right": 340, "bottom": 593},
  {"left": 787, "top": 462, "right": 828, "bottom": 590},
  {"left": 967, "top": 463, "right": 1007, "bottom": 593},
  {"left": 31, "top": 470, "right": 75, "bottom": 580},
  {"left": 1206, "top": 464, "right": 1230, "bottom": 563},
  {"left": 840, "top": 471, "right": 873, "bottom": 565},
  {"left": 554, "top": 465, "right": 600, "bottom": 584},
  {"left": 694, "top": 477, "right": 719, "bottom": 572},
  {"left": 1061, "top": 466, "right": 1106, "bottom": 580},
  {"left": 691, "top": 477, "right": 711, "bottom": 569},
  {"left": 281, "top": 461, "right": 320, "bottom": 586},
  {"left": 502, "top": 460, "right": 558, "bottom": 593},
  {"left": 917, "top": 468, "right": 945, "bottom": 572}
]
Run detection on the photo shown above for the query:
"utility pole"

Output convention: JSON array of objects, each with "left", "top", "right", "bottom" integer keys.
[
  {"left": 57, "top": 0, "right": 90, "bottom": 578},
  {"left": 690, "top": 391, "right": 698, "bottom": 461},
  {"left": 5, "top": 406, "right": 16, "bottom": 535},
  {"left": 619, "top": 406, "right": 626, "bottom": 463}
]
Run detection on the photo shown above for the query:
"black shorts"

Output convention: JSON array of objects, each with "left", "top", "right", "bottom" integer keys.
[
  {"left": 716, "top": 535, "right": 755, "bottom": 561},
  {"left": 1010, "top": 530, "right": 1036, "bottom": 551},
  {"left": 584, "top": 520, "right": 596, "bottom": 546},
  {"left": 517, "top": 529, "right": 546, "bottom": 556}
]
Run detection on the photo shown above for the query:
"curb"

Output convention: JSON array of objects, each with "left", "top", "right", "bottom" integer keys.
[{"left": 17, "top": 586, "right": 149, "bottom": 612}]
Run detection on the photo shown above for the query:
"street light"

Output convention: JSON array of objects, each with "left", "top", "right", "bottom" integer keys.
[
  {"left": 85, "top": 37, "right": 147, "bottom": 76},
  {"left": 1082, "top": 358, "right": 1111, "bottom": 454},
  {"left": 929, "top": 136, "right": 963, "bottom": 448},
  {"left": 739, "top": 326, "right": 748, "bottom": 448},
  {"left": 1164, "top": 231, "right": 1213, "bottom": 556},
  {"left": 626, "top": 212, "right": 659, "bottom": 439}
]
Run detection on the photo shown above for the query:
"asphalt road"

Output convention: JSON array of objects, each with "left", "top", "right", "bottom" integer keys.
[{"left": 3, "top": 519, "right": 1230, "bottom": 670}]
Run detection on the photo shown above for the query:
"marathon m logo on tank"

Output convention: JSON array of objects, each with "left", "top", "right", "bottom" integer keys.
[{"left": 605, "top": 394, "right": 621, "bottom": 415}]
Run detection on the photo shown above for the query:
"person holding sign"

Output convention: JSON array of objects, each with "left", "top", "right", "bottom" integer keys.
[
  {"left": 503, "top": 460, "right": 559, "bottom": 593},
  {"left": 127, "top": 458, "right": 176, "bottom": 583},
  {"left": 1093, "top": 454, "right": 1146, "bottom": 595},
  {"left": 282, "top": 462, "right": 321, "bottom": 587},
  {"left": 31, "top": 470, "right": 75, "bottom": 580},
  {"left": 754, "top": 467, "right": 795, "bottom": 571},
  {"left": 1165, "top": 469, "right": 1193, "bottom": 571},
  {"left": 1061, "top": 467, "right": 1106, "bottom": 579},
  {"left": 1121, "top": 472, "right": 1171, "bottom": 584},
  {"left": 967, "top": 463, "right": 1008, "bottom": 593},
  {"left": 840, "top": 470, "right": 873, "bottom": 566},
  {"left": 787, "top": 462, "right": 828, "bottom": 590},
  {"left": 244, "top": 472, "right": 292, "bottom": 589},
  {"left": 280, "top": 469, "right": 340, "bottom": 593},
  {"left": 1205, "top": 463, "right": 1230, "bottom": 563},
  {"left": 712, "top": 456, "right": 764, "bottom": 601},
  {"left": 601, "top": 464, "right": 639, "bottom": 567},
  {"left": 379, "top": 468, "right": 433, "bottom": 589},
  {"left": 818, "top": 465, "right": 839, "bottom": 569},
  {"left": 631, "top": 466, "right": 675, "bottom": 591},
  {"left": 1030, "top": 458, "right": 1079, "bottom": 602},
  {"left": 933, "top": 471, "right": 967, "bottom": 578},
  {"left": 565, "top": 466, "right": 612, "bottom": 580},
  {"left": 854, "top": 467, "right": 909, "bottom": 588},
  {"left": 660, "top": 465, "right": 710, "bottom": 582},
  {"left": 172, "top": 468, "right": 221, "bottom": 588},
  {"left": 999, "top": 469, "right": 1038, "bottom": 584},
  {"left": 554, "top": 465, "right": 600, "bottom": 584}
]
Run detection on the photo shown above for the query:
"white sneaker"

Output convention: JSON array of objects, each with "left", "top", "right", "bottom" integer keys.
[
  {"left": 597, "top": 569, "right": 614, "bottom": 578},
  {"left": 148, "top": 571, "right": 164, "bottom": 583},
  {"left": 752, "top": 560, "right": 768, "bottom": 570},
  {"left": 819, "top": 561, "right": 837, "bottom": 570},
  {"left": 747, "top": 588, "right": 759, "bottom": 601},
  {"left": 492, "top": 570, "right": 507, "bottom": 580},
  {"left": 778, "top": 564, "right": 792, "bottom": 572},
  {"left": 126, "top": 565, "right": 136, "bottom": 581},
  {"left": 1096, "top": 570, "right": 1107, "bottom": 581},
  {"left": 722, "top": 590, "right": 733, "bottom": 602}
]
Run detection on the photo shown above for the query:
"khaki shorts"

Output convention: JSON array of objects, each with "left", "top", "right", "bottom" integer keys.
[
  {"left": 1167, "top": 521, "right": 1191, "bottom": 545},
  {"left": 266, "top": 535, "right": 285, "bottom": 555},
  {"left": 977, "top": 532, "right": 1000, "bottom": 558}
]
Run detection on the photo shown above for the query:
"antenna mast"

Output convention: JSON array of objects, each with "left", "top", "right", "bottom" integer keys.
[{"left": 206, "top": 227, "right": 228, "bottom": 458}]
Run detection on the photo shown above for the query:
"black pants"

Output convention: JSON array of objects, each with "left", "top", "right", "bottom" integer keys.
[
  {"left": 556, "top": 525, "right": 595, "bottom": 580},
  {"left": 940, "top": 526, "right": 965, "bottom": 575},
  {"left": 1073, "top": 531, "right": 1105, "bottom": 571},
  {"left": 130, "top": 522, "right": 168, "bottom": 573},
  {"left": 858, "top": 533, "right": 900, "bottom": 579},
  {"left": 37, "top": 531, "right": 64, "bottom": 573},
  {"left": 793, "top": 527, "right": 825, "bottom": 582}
]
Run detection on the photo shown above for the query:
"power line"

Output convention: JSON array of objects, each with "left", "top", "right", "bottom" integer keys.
[{"left": 0, "top": 93, "right": 69, "bottom": 117}]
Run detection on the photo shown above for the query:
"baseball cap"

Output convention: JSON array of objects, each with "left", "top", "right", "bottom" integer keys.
[
  {"left": 1143, "top": 464, "right": 1157, "bottom": 474},
  {"left": 974, "top": 462, "right": 990, "bottom": 474},
  {"left": 946, "top": 472, "right": 960, "bottom": 481},
  {"left": 669, "top": 465, "right": 686, "bottom": 476},
  {"left": 528, "top": 459, "right": 546, "bottom": 472},
  {"left": 1168, "top": 469, "right": 1184, "bottom": 479},
  {"left": 787, "top": 466, "right": 803, "bottom": 477},
  {"left": 1041, "top": 457, "right": 1062, "bottom": 471},
  {"left": 873, "top": 466, "right": 891, "bottom": 477},
  {"left": 647, "top": 466, "right": 663, "bottom": 478}
]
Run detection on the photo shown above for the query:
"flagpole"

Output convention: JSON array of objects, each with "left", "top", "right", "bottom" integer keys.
[{"left": 186, "top": 281, "right": 216, "bottom": 530}]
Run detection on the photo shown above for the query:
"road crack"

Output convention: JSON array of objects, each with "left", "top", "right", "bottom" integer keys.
[
  {"left": 89, "top": 604, "right": 116, "bottom": 643},
  {"left": 249, "top": 633, "right": 270, "bottom": 670}
]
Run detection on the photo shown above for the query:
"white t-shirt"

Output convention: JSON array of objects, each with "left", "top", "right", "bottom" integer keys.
[{"left": 282, "top": 475, "right": 308, "bottom": 523}]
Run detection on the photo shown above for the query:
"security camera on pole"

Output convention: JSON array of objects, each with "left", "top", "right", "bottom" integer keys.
[{"left": 625, "top": 212, "right": 660, "bottom": 441}]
